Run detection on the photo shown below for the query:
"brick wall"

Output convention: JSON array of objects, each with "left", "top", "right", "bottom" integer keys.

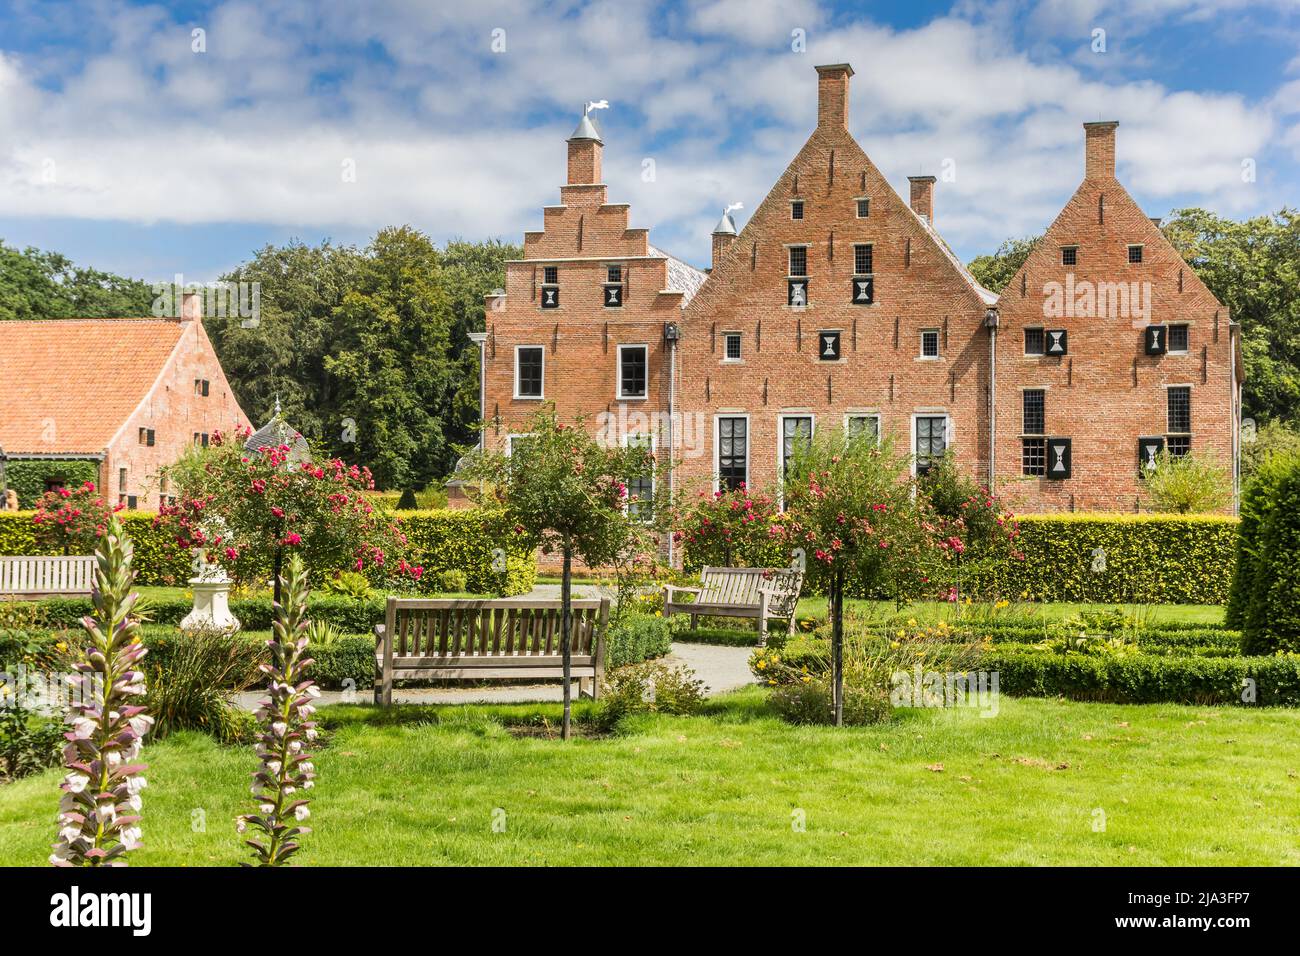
[
  {"left": 103, "top": 317, "right": 249, "bottom": 509},
  {"left": 992, "top": 121, "right": 1237, "bottom": 514}
]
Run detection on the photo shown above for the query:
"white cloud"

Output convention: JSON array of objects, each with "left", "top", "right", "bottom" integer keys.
[{"left": 0, "top": 0, "right": 1293, "bottom": 271}]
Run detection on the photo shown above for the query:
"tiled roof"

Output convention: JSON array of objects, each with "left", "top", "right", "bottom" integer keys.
[
  {"left": 0, "top": 318, "right": 187, "bottom": 454},
  {"left": 649, "top": 244, "right": 708, "bottom": 305}
]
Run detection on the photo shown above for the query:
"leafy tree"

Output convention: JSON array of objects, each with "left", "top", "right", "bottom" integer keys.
[
  {"left": 325, "top": 227, "right": 456, "bottom": 490},
  {"left": 1142, "top": 450, "right": 1232, "bottom": 515},
  {"left": 967, "top": 236, "right": 1039, "bottom": 293},
  {"left": 779, "top": 430, "right": 938, "bottom": 726},
  {"left": 1241, "top": 419, "right": 1300, "bottom": 482},
  {"left": 464, "top": 406, "right": 655, "bottom": 739},
  {"left": 0, "top": 240, "right": 153, "bottom": 321},
  {"left": 917, "top": 453, "right": 1023, "bottom": 597},
  {"left": 440, "top": 239, "right": 521, "bottom": 449},
  {"left": 1160, "top": 207, "right": 1300, "bottom": 426},
  {"left": 211, "top": 239, "right": 366, "bottom": 452}
]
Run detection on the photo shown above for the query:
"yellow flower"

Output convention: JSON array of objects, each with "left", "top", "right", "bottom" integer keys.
[
  {"left": 907, "top": 618, "right": 918, "bottom": 627},
  {"left": 55, "top": 641, "right": 67, "bottom": 652},
  {"left": 756, "top": 660, "right": 767, "bottom": 670},
  {"left": 801, "top": 676, "right": 811, "bottom": 684},
  {"left": 896, "top": 629, "right": 905, "bottom": 638}
]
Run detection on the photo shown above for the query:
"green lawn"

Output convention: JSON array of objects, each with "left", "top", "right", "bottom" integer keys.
[{"left": 2, "top": 691, "right": 1295, "bottom": 866}]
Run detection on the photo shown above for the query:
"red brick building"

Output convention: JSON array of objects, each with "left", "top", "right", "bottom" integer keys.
[
  {"left": 0, "top": 295, "right": 249, "bottom": 509},
  {"left": 478, "top": 63, "right": 1241, "bottom": 530}
]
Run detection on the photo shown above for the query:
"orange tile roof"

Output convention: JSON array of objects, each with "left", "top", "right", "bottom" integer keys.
[{"left": 0, "top": 319, "right": 187, "bottom": 455}]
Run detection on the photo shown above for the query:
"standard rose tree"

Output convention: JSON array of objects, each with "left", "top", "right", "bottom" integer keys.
[
  {"left": 778, "top": 431, "right": 939, "bottom": 726},
  {"left": 157, "top": 427, "right": 418, "bottom": 602},
  {"left": 464, "top": 407, "right": 656, "bottom": 740},
  {"left": 32, "top": 481, "right": 120, "bottom": 556}
]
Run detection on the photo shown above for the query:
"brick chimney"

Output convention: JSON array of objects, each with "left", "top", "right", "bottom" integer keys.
[
  {"left": 815, "top": 63, "right": 854, "bottom": 129},
  {"left": 1084, "top": 121, "right": 1119, "bottom": 180},
  {"left": 180, "top": 290, "right": 203, "bottom": 320},
  {"left": 567, "top": 109, "right": 603, "bottom": 185},
  {"left": 908, "top": 175, "right": 936, "bottom": 225}
]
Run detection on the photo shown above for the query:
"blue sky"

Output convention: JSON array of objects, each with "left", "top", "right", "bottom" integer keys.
[{"left": 1, "top": 0, "right": 1297, "bottom": 282}]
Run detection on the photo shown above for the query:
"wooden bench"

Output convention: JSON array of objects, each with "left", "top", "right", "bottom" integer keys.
[
  {"left": 663, "top": 566, "right": 804, "bottom": 644},
  {"left": 374, "top": 597, "right": 610, "bottom": 706},
  {"left": 0, "top": 555, "right": 96, "bottom": 599}
]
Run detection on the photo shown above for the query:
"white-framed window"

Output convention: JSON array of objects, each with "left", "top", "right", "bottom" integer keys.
[
  {"left": 788, "top": 245, "right": 808, "bottom": 277},
  {"left": 845, "top": 414, "right": 880, "bottom": 443},
  {"left": 912, "top": 414, "right": 949, "bottom": 476},
  {"left": 723, "top": 332, "right": 743, "bottom": 362},
  {"left": 617, "top": 344, "right": 648, "bottom": 400},
  {"left": 624, "top": 432, "right": 655, "bottom": 522},
  {"left": 778, "top": 415, "right": 814, "bottom": 478},
  {"left": 920, "top": 329, "right": 940, "bottom": 358},
  {"left": 514, "top": 345, "right": 545, "bottom": 399},
  {"left": 855, "top": 197, "right": 870, "bottom": 218},
  {"left": 714, "top": 415, "right": 749, "bottom": 492}
]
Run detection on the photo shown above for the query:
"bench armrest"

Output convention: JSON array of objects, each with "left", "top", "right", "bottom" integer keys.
[{"left": 664, "top": 585, "right": 702, "bottom": 602}]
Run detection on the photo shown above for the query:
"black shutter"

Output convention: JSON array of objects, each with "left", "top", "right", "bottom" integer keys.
[
  {"left": 1144, "top": 325, "right": 1167, "bottom": 355},
  {"left": 851, "top": 276, "right": 874, "bottom": 305},
  {"left": 818, "top": 331, "right": 841, "bottom": 361},
  {"left": 1046, "top": 438, "right": 1072, "bottom": 480},
  {"left": 1138, "top": 436, "right": 1164, "bottom": 476},
  {"left": 1045, "top": 329, "right": 1068, "bottom": 356},
  {"left": 787, "top": 279, "right": 808, "bottom": 307},
  {"left": 604, "top": 285, "right": 622, "bottom": 307},
  {"left": 541, "top": 286, "right": 560, "bottom": 309}
]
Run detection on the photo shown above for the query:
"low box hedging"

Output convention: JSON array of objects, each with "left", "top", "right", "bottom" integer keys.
[
  {"left": 756, "top": 634, "right": 1298, "bottom": 705},
  {"left": 983, "top": 646, "right": 1300, "bottom": 706},
  {"left": 607, "top": 612, "right": 673, "bottom": 668},
  {"left": 0, "top": 508, "right": 537, "bottom": 594}
]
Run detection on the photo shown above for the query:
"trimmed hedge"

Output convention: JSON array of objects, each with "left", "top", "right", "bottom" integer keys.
[
  {"left": 1241, "top": 464, "right": 1300, "bottom": 655},
  {"left": 966, "top": 514, "right": 1237, "bottom": 605},
  {"left": 606, "top": 613, "right": 673, "bottom": 668},
  {"left": 684, "top": 514, "right": 1238, "bottom": 605},
  {"left": 982, "top": 646, "right": 1300, "bottom": 707},
  {"left": 0, "top": 508, "right": 537, "bottom": 595}
]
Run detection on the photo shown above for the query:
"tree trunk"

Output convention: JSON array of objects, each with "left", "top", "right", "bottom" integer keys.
[
  {"left": 272, "top": 546, "right": 284, "bottom": 607},
  {"left": 832, "top": 567, "right": 844, "bottom": 727},
  {"left": 561, "top": 546, "right": 573, "bottom": 741}
]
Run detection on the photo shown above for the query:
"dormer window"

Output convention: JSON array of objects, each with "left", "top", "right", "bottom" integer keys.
[{"left": 791, "top": 200, "right": 805, "bottom": 220}]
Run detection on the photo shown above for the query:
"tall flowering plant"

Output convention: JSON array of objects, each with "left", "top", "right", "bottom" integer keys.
[
  {"left": 158, "top": 427, "right": 416, "bottom": 602},
  {"left": 463, "top": 405, "right": 655, "bottom": 740},
  {"left": 238, "top": 553, "right": 319, "bottom": 866},
  {"left": 778, "top": 430, "right": 939, "bottom": 726},
  {"left": 917, "top": 454, "right": 1022, "bottom": 601},
  {"left": 32, "top": 481, "right": 121, "bottom": 556},
  {"left": 50, "top": 515, "right": 153, "bottom": 866}
]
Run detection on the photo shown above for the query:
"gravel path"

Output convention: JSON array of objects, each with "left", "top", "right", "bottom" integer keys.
[{"left": 235, "top": 640, "right": 754, "bottom": 708}]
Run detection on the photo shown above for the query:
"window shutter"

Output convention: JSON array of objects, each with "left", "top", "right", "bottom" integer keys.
[
  {"left": 817, "top": 330, "right": 841, "bottom": 361},
  {"left": 1045, "top": 330, "right": 1068, "bottom": 356},
  {"left": 1144, "top": 325, "right": 1167, "bottom": 355},
  {"left": 1138, "top": 436, "right": 1165, "bottom": 477},
  {"left": 851, "top": 276, "right": 874, "bottom": 305},
  {"left": 1046, "top": 438, "right": 1071, "bottom": 480}
]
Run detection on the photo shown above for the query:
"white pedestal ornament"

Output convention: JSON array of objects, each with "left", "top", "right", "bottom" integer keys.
[{"left": 180, "top": 561, "right": 241, "bottom": 633}]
